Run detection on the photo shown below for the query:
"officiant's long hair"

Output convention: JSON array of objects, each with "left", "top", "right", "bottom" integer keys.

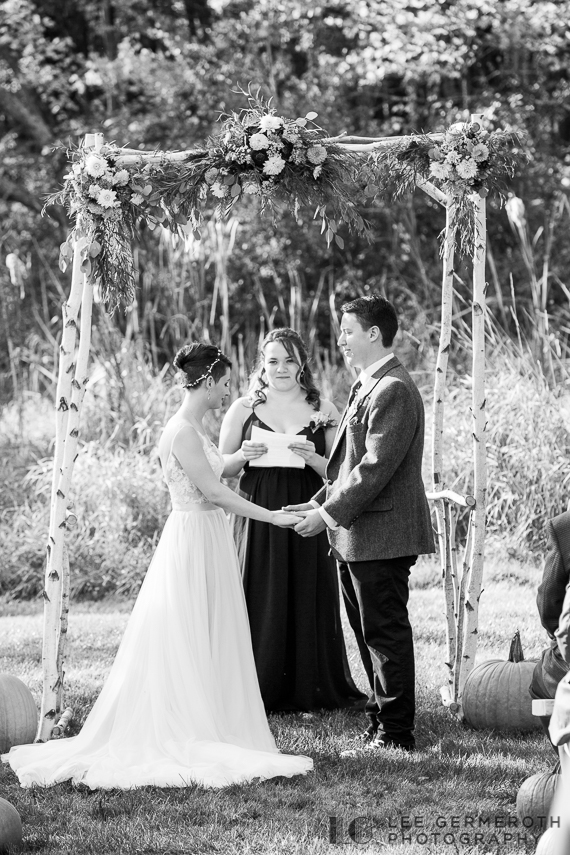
[{"left": 248, "top": 328, "right": 320, "bottom": 410}]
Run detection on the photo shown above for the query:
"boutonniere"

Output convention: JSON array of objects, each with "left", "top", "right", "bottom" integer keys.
[{"left": 308, "top": 411, "right": 338, "bottom": 433}]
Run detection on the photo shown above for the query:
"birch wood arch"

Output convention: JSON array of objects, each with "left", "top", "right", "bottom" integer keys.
[{"left": 37, "top": 113, "right": 499, "bottom": 741}]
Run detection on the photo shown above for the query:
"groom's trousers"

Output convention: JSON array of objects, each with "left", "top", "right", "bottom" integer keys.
[{"left": 339, "top": 556, "right": 417, "bottom": 742}]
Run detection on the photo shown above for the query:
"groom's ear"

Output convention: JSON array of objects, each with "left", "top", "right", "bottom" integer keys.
[{"left": 368, "top": 325, "right": 381, "bottom": 342}]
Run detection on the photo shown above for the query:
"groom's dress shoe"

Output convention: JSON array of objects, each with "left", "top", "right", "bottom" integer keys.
[{"left": 371, "top": 733, "right": 415, "bottom": 752}]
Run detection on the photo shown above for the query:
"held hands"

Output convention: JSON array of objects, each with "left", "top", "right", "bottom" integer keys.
[
  {"left": 281, "top": 504, "right": 327, "bottom": 538},
  {"left": 240, "top": 440, "right": 268, "bottom": 462},
  {"left": 292, "top": 508, "right": 327, "bottom": 537},
  {"left": 271, "top": 511, "right": 306, "bottom": 528}
]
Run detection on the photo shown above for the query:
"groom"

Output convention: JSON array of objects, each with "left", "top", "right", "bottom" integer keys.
[{"left": 287, "top": 295, "right": 434, "bottom": 751}]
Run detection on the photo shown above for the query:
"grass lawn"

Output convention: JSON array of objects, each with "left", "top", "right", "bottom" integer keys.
[{"left": 0, "top": 555, "right": 555, "bottom": 855}]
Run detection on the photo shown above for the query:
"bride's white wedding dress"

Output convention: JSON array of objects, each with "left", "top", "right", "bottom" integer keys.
[{"left": 3, "top": 427, "right": 313, "bottom": 789}]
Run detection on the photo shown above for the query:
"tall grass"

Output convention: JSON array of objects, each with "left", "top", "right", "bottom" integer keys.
[
  {"left": 2, "top": 310, "right": 570, "bottom": 599},
  {"left": 429, "top": 317, "right": 570, "bottom": 553}
]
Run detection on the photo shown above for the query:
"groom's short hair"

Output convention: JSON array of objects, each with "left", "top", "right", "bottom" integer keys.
[{"left": 341, "top": 295, "right": 398, "bottom": 347}]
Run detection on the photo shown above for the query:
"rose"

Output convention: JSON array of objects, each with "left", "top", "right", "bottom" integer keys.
[
  {"left": 309, "top": 412, "right": 338, "bottom": 433},
  {"left": 88, "top": 184, "right": 102, "bottom": 199},
  {"left": 306, "top": 145, "right": 327, "bottom": 165},
  {"left": 259, "top": 115, "right": 284, "bottom": 132},
  {"left": 130, "top": 193, "right": 145, "bottom": 205},
  {"left": 263, "top": 155, "right": 286, "bottom": 176},
  {"left": 84, "top": 153, "right": 107, "bottom": 178},
  {"left": 249, "top": 133, "right": 270, "bottom": 151}
]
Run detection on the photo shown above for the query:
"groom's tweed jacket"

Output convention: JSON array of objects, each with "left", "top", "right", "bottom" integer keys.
[{"left": 313, "top": 356, "right": 435, "bottom": 563}]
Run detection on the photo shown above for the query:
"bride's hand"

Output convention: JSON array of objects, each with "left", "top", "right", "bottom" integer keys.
[
  {"left": 271, "top": 511, "right": 305, "bottom": 528},
  {"left": 240, "top": 440, "right": 268, "bottom": 461}
]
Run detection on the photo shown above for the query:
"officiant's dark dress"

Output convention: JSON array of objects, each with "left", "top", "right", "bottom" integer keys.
[{"left": 233, "top": 410, "right": 365, "bottom": 712}]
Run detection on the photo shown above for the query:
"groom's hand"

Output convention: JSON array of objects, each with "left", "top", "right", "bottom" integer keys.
[
  {"left": 294, "top": 509, "right": 326, "bottom": 537},
  {"left": 282, "top": 502, "right": 313, "bottom": 513}
]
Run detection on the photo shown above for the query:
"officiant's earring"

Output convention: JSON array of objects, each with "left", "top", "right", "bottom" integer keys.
[{"left": 207, "top": 383, "right": 212, "bottom": 401}]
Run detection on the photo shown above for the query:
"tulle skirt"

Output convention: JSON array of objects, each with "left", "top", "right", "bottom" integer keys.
[{"left": 3, "top": 508, "right": 313, "bottom": 789}]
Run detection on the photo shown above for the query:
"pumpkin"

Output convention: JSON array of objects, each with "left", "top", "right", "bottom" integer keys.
[
  {"left": 516, "top": 769, "right": 559, "bottom": 828},
  {"left": 0, "top": 798, "right": 22, "bottom": 854},
  {"left": 462, "top": 631, "right": 540, "bottom": 730},
  {"left": 0, "top": 674, "right": 37, "bottom": 753},
  {"left": 536, "top": 826, "right": 570, "bottom": 855}
]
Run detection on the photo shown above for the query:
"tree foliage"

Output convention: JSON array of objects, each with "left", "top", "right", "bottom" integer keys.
[{"left": 1, "top": 0, "right": 570, "bottom": 394}]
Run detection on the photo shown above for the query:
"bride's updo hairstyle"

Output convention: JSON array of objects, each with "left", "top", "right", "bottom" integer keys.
[
  {"left": 248, "top": 328, "right": 320, "bottom": 410},
  {"left": 174, "top": 343, "right": 232, "bottom": 390}
]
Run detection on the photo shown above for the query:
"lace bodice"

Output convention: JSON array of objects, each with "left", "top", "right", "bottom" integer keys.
[{"left": 165, "top": 429, "right": 224, "bottom": 510}]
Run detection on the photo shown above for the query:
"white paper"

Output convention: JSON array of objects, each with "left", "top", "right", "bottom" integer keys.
[{"left": 248, "top": 425, "right": 307, "bottom": 468}]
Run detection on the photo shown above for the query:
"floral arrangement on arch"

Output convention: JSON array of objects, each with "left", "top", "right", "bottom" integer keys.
[
  {"left": 362, "top": 119, "right": 523, "bottom": 255},
  {"left": 49, "top": 90, "right": 368, "bottom": 313}
]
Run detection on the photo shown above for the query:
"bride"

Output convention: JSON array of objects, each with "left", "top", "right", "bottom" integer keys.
[{"left": 3, "top": 343, "right": 312, "bottom": 789}]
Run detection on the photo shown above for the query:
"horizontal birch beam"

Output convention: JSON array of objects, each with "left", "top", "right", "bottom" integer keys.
[
  {"left": 426, "top": 490, "right": 476, "bottom": 507},
  {"left": 416, "top": 178, "right": 447, "bottom": 206}
]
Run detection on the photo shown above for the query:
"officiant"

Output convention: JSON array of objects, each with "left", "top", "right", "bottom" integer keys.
[{"left": 219, "top": 327, "right": 365, "bottom": 713}]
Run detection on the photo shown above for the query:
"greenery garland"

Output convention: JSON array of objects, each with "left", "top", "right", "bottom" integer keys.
[
  {"left": 48, "top": 92, "right": 523, "bottom": 313},
  {"left": 49, "top": 90, "right": 368, "bottom": 313},
  {"left": 361, "top": 120, "right": 523, "bottom": 255}
]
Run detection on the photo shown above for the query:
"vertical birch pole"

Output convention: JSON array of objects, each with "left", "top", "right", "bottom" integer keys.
[
  {"left": 459, "top": 191, "right": 487, "bottom": 698},
  {"left": 431, "top": 197, "right": 457, "bottom": 704},
  {"left": 37, "top": 240, "right": 86, "bottom": 741},
  {"left": 37, "top": 133, "right": 101, "bottom": 741}
]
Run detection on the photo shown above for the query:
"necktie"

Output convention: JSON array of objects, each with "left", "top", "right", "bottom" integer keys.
[{"left": 346, "top": 380, "right": 362, "bottom": 410}]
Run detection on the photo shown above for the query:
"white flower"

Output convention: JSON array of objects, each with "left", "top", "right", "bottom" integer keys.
[
  {"left": 259, "top": 114, "right": 284, "bottom": 132},
  {"left": 241, "top": 178, "right": 260, "bottom": 195},
  {"left": 428, "top": 146, "right": 443, "bottom": 161},
  {"left": 249, "top": 133, "right": 270, "bottom": 151},
  {"left": 306, "top": 145, "right": 327, "bottom": 165},
  {"left": 88, "top": 183, "right": 102, "bottom": 199},
  {"left": 112, "top": 169, "right": 129, "bottom": 186},
  {"left": 130, "top": 193, "right": 144, "bottom": 205},
  {"left": 430, "top": 161, "right": 450, "bottom": 180},
  {"left": 313, "top": 165, "right": 323, "bottom": 179},
  {"left": 98, "top": 188, "right": 119, "bottom": 208},
  {"left": 204, "top": 167, "right": 219, "bottom": 185},
  {"left": 445, "top": 150, "right": 461, "bottom": 165},
  {"left": 471, "top": 143, "right": 489, "bottom": 162},
  {"left": 447, "top": 122, "right": 467, "bottom": 136},
  {"left": 456, "top": 158, "right": 479, "bottom": 179},
  {"left": 210, "top": 182, "right": 229, "bottom": 198},
  {"left": 84, "top": 153, "right": 107, "bottom": 178},
  {"left": 263, "top": 155, "right": 286, "bottom": 176}
]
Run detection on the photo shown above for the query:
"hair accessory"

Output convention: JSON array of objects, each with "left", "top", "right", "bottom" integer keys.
[{"left": 183, "top": 349, "right": 224, "bottom": 389}]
